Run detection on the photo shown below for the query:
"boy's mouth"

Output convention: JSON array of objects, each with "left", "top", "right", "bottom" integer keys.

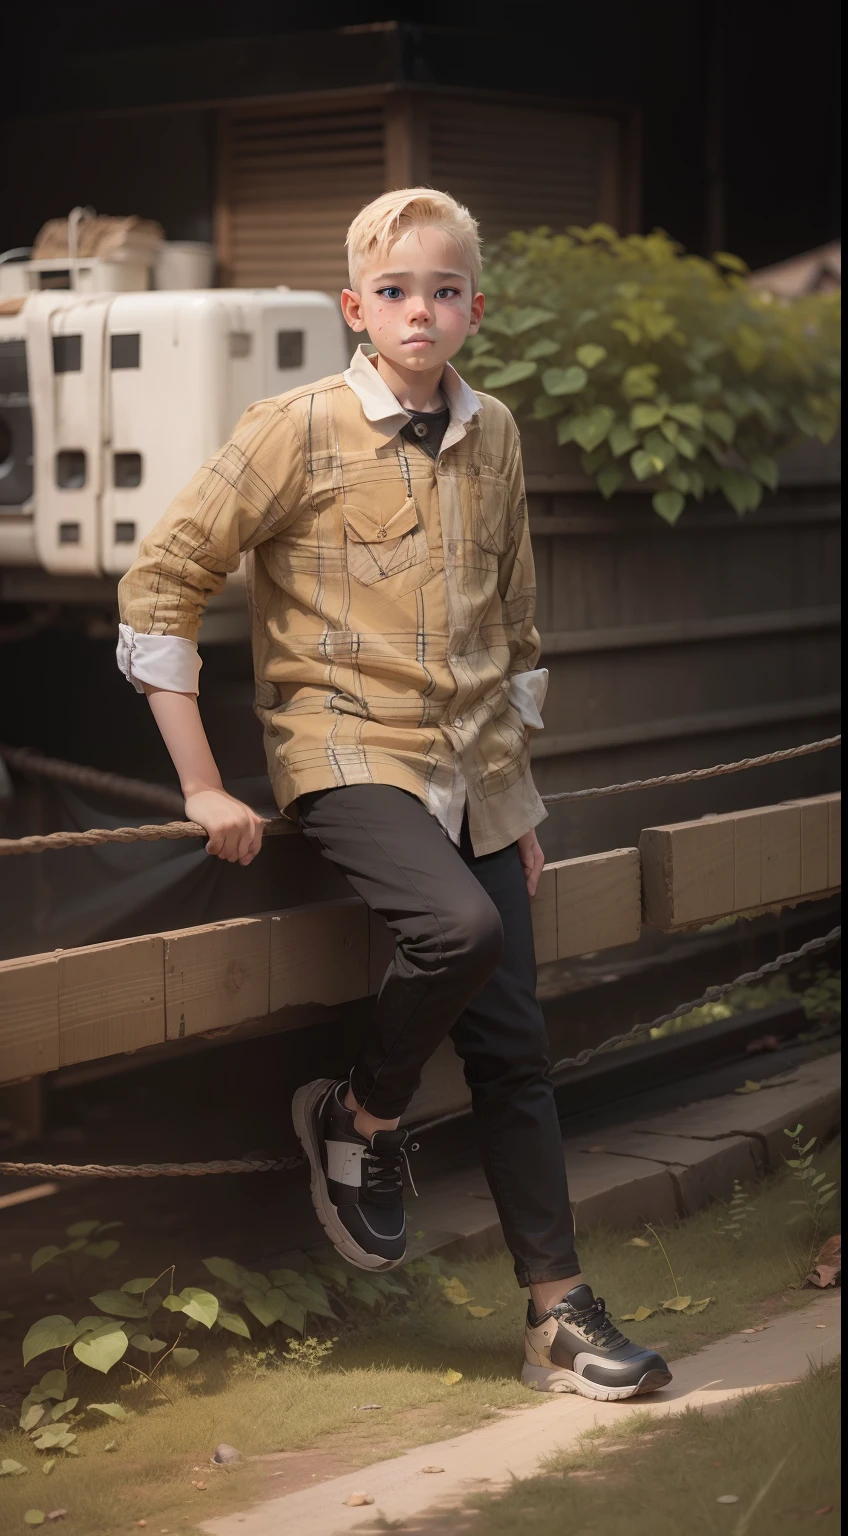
[{"left": 402, "top": 335, "right": 434, "bottom": 349}]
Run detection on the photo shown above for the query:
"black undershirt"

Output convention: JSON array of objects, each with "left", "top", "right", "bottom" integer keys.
[{"left": 400, "top": 403, "right": 451, "bottom": 460}]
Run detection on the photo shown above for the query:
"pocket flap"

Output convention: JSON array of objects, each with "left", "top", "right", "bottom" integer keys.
[{"left": 343, "top": 495, "right": 419, "bottom": 544}]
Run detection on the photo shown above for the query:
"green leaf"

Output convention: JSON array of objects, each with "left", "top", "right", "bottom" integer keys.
[
  {"left": 242, "top": 1289, "right": 279, "bottom": 1328},
  {"left": 687, "top": 1297, "right": 715, "bottom": 1314},
  {"left": 121, "top": 1278, "right": 157, "bottom": 1296},
  {"left": 439, "top": 1276, "right": 474, "bottom": 1306},
  {"left": 783, "top": 1125, "right": 803, "bottom": 1138},
  {"left": 89, "top": 1291, "right": 146, "bottom": 1319},
  {"left": 88, "top": 1402, "right": 127, "bottom": 1421},
  {"left": 575, "top": 344, "right": 607, "bottom": 369},
  {"left": 84, "top": 1240, "right": 120, "bottom": 1261},
  {"left": 243, "top": 1272, "right": 271, "bottom": 1294},
  {"left": 24, "top": 1512, "right": 46, "bottom": 1527},
  {"left": 523, "top": 337, "right": 559, "bottom": 360},
  {"left": 31, "top": 1428, "right": 75, "bottom": 1450},
  {"left": 347, "top": 1277, "right": 381, "bottom": 1309},
  {"left": 609, "top": 422, "right": 638, "bottom": 458},
  {"left": 74, "top": 1316, "right": 107, "bottom": 1338},
  {"left": 41, "top": 1460, "right": 56, "bottom": 1476},
  {"left": 630, "top": 403, "right": 665, "bottom": 430},
  {"left": 621, "top": 365, "right": 660, "bottom": 400},
  {"left": 750, "top": 453, "right": 779, "bottom": 491},
  {"left": 21, "top": 1403, "right": 47, "bottom": 1432},
  {"left": 129, "top": 1334, "right": 166, "bottom": 1352},
  {"left": 0, "top": 1458, "right": 28, "bottom": 1475},
  {"left": 33, "top": 1371, "right": 67, "bottom": 1402},
  {"left": 630, "top": 449, "right": 663, "bottom": 482},
  {"left": 72, "top": 1321, "right": 129, "bottom": 1374},
  {"left": 467, "top": 1305, "right": 495, "bottom": 1318},
  {"left": 48, "top": 1398, "right": 78, "bottom": 1421},
  {"left": 22, "top": 1317, "right": 77, "bottom": 1367},
  {"left": 313, "top": 1260, "right": 349, "bottom": 1290},
  {"left": 0, "top": 1310, "right": 13, "bottom": 1321},
  {"left": 667, "top": 402, "right": 703, "bottom": 429},
  {"left": 216, "top": 1310, "right": 251, "bottom": 1340},
  {"left": 65, "top": 1220, "right": 100, "bottom": 1239},
  {"left": 642, "top": 429, "right": 677, "bottom": 468},
  {"left": 282, "top": 1280, "right": 336, "bottom": 1320},
  {"left": 619, "top": 1305, "right": 656, "bottom": 1322},
  {"left": 178, "top": 1288, "right": 218, "bottom": 1329},
  {"left": 719, "top": 470, "right": 761, "bottom": 515},
  {"left": 161, "top": 1294, "right": 186, "bottom": 1314},
  {"left": 596, "top": 464, "right": 623, "bottom": 500},
  {"left": 556, "top": 416, "right": 576, "bottom": 445},
  {"left": 662, "top": 1295, "right": 692, "bottom": 1311},
  {"left": 171, "top": 1348, "right": 200, "bottom": 1370},
  {"left": 653, "top": 491, "right": 685, "bottom": 524},
  {"left": 268, "top": 1290, "right": 306, "bottom": 1331},
  {"left": 713, "top": 250, "right": 749, "bottom": 274},
  {"left": 543, "top": 365, "right": 588, "bottom": 396},
  {"left": 611, "top": 318, "right": 642, "bottom": 345},
  {"left": 571, "top": 406, "right": 615, "bottom": 452},
  {"left": 704, "top": 409, "right": 735, "bottom": 444},
  {"left": 94, "top": 1221, "right": 123, "bottom": 1234},
  {"left": 31, "top": 1247, "right": 64, "bottom": 1274},
  {"left": 482, "top": 359, "right": 538, "bottom": 388}
]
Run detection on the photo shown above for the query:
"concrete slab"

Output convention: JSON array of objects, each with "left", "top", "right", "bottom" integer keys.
[
  {"left": 572, "top": 1131, "right": 762, "bottom": 1215},
  {"left": 562, "top": 1146, "right": 679, "bottom": 1230},
  {"left": 200, "top": 1294, "right": 841, "bottom": 1536}
]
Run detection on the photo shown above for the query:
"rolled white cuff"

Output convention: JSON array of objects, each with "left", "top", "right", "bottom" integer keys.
[
  {"left": 508, "top": 667, "right": 548, "bottom": 730},
  {"left": 116, "top": 624, "right": 202, "bottom": 696}
]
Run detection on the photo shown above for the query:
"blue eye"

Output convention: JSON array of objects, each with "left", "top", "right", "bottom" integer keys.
[
  {"left": 435, "top": 287, "right": 460, "bottom": 300},
  {"left": 377, "top": 286, "right": 402, "bottom": 300}
]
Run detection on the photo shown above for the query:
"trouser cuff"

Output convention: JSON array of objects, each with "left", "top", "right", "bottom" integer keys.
[{"left": 515, "top": 1261, "right": 583, "bottom": 1289}]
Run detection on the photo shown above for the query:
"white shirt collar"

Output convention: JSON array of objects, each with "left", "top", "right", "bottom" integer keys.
[{"left": 343, "top": 344, "right": 481, "bottom": 451}]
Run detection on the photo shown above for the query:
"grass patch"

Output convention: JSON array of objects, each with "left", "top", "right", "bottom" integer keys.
[
  {"left": 0, "top": 1138, "right": 839, "bottom": 1534},
  {"left": 462, "top": 1357, "right": 841, "bottom": 1535}
]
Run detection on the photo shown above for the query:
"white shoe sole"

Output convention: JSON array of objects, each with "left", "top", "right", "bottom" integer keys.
[
  {"left": 521, "top": 1361, "right": 672, "bottom": 1400},
  {"left": 292, "top": 1077, "right": 405, "bottom": 1274}
]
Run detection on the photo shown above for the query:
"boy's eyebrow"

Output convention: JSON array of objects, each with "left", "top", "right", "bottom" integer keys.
[{"left": 371, "top": 270, "right": 467, "bottom": 282}]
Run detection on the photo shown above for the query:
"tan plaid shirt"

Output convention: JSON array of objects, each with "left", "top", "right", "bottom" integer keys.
[{"left": 117, "top": 346, "right": 547, "bottom": 856}]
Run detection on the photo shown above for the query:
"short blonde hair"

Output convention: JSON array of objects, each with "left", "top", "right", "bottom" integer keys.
[{"left": 345, "top": 187, "right": 482, "bottom": 290}]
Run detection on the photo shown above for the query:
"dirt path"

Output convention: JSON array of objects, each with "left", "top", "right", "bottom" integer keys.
[{"left": 199, "top": 1292, "right": 840, "bottom": 1536}]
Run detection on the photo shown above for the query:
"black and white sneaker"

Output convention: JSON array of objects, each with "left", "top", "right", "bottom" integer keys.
[
  {"left": 292, "top": 1078, "right": 408, "bottom": 1271},
  {"left": 522, "top": 1284, "right": 672, "bottom": 1400}
]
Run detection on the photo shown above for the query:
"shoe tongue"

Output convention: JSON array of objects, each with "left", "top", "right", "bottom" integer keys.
[
  {"left": 564, "top": 1283, "right": 596, "bottom": 1311},
  {"left": 370, "top": 1128, "right": 407, "bottom": 1153}
]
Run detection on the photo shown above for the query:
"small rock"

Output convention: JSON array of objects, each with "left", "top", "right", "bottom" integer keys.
[
  {"left": 195, "top": 1483, "right": 207, "bottom": 1492},
  {"left": 716, "top": 1495, "right": 739, "bottom": 1505},
  {"left": 354, "top": 1404, "right": 383, "bottom": 1412},
  {"left": 212, "top": 1444, "right": 242, "bottom": 1465},
  {"left": 421, "top": 1466, "right": 445, "bottom": 1474},
  {"left": 344, "top": 1492, "right": 375, "bottom": 1507}
]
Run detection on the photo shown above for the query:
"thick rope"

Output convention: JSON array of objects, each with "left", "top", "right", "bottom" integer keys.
[
  {"left": 0, "top": 734, "right": 839, "bottom": 856},
  {"left": 0, "top": 926, "right": 839, "bottom": 1180},
  {"left": 0, "top": 743, "right": 186, "bottom": 816}
]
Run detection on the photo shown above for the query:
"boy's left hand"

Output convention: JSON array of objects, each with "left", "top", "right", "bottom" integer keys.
[{"left": 517, "top": 829, "right": 545, "bottom": 897}]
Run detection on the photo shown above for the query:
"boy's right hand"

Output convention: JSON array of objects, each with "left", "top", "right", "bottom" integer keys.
[{"left": 183, "top": 789, "right": 266, "bottom": 865}]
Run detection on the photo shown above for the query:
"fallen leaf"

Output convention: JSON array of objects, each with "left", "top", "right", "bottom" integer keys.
[
  {"left": 412, "top": 1231, "right": 424, "bottom": 1239},
  {"left": 439, "top": 1277, "right": 473, "bottom": 1306},
  {"left": 806, "top": 1235, "right": 841, "bottom": 1290},
  {"left": 354, "top": 1404, "right": 383, "bottom": 1411},
  {"left": 467, "top": 1306, "right": 495, "bottom": 1318},
  {"left": 687, "top": 1297, "right": 715, "bottom": 1314},
  {"left": 441, "top": 1369, "right": 463, "bottom": 1385},
  {"left": 814, "top": 1505, "right": 834, "bottom": 1516},
  {"left": 734, "top": 1080, "right": 762, "bottom": 1094},
  {"left": 1, "top": 1459, "right": 28, "bottom": 1476},
  {"left": 716, "top": 1494, "right": 740, "bottom": 1504},
  {"left": 344, "top": 1492, "right": 375, "bottom": 1507},
  {"left": 619, "top": 1305, "right": 656, "bottom": 1322},
  {"left": 24, "top": 1516, "right": 46, "bottom": 1528},
  {"left": 46, "top": 1515, "right": 68, "bottom": 1525},
  {"left": 741, "top": 1326, "right": 766, "bottom": 1333},
  {"left": 41, "top": 1460, "right": 56, "bottom": 1477},
  {"left": 421, "top": 1466, "right": 445, "bottom": 1474},
  {"left": 815, "top": 1324, "right": 828, "bottom": 1329},
  {"left": 662, "top": 1296, "right": 692, "bottom": 1312},
  {"left": 104, "top": 1441, "right": 118, "bottom": 1452},
  {"left": 626, "top": 1237, "right": 651, "bottom": 1248}
]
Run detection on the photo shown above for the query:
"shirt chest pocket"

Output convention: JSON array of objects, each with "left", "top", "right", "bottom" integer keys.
[{"left": 343, "top": 493, "right": 433, "bottom": 598}]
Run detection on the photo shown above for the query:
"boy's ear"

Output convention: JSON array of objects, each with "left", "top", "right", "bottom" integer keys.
[
  {"left": 341, "top": 289, "right": 367, "bottom": 332},
  {"left": 467, "top": 291, "right": 485, "bottom": 335}
]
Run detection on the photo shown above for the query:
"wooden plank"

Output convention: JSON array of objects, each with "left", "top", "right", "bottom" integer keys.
[
  {"left": 829, "top": 796, "right": 841, "bottom": 888},
  {"left": 641, "top": 817, "right": 734, "bottom": 928},
  {"left": 58, "top": 937, "right": 164, "bottom": 1068},
  {"left": 798, "top": 799, "right": 830, "bottom": 895},
  {"left": 734, "top": 808, "right": 762, "bottom": 910},
  {"left": 0, "top": 952, "right": 59, "bottom": 1080},
  {"left": 368, "top": 910, "right": 396, "bottom": 995},
  {"left": 760, "top": 804, "right": 801, "bottom": 904},
  {"left": 530, "top": 864, "right": 559, "bottom": 964},
  {"left": 163, "top": 917, "right": 270, "bottom": 1041},
  {"left": 555, "top": 848, "right": 641, "bottom": 957},
  {"left": 269, "top": 899, "right": 369, "bottom": 1011}
]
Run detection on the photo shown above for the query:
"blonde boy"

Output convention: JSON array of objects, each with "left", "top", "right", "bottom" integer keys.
[{"left": 117, "top": 189, "right": 671, "bottom": 1398}]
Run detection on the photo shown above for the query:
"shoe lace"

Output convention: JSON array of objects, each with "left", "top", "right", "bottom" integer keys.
[
  {"left": 563, "top": 1295, "right": 627, "bottom": 1349},
  {"left": 362, "top": 1141, "right": 418, "bottom": 1202}
]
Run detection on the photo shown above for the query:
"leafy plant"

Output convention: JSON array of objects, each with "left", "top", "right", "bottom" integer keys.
[
  {"left": 463, "top": 224, "right": 840, "bottom": 522},
  {"left": 783, "top": 1123, "right": 840, "bottom": 1281},
  {"left": 619, "top": 1224, "right": 714, "bottom": 1320},
  {"left": 718, "top": 1178, "right": 757, "bottom": 1239},
  {"left": 280, "top": 1335, "right": 337, "bottom": 1372}
]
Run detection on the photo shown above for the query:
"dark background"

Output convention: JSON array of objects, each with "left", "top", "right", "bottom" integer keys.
[{"left": 1, "top": 0, "right": 841, "bottom": 269}]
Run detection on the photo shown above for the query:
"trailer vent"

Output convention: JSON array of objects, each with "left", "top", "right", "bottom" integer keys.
[
  {"left": 277, "top": 330, "right": 304, "bottom": 369},
  {"left": 52, "top": 335, "right": 82, "bottom": 373},
  {"left": 114, "top": 452, "right": 142, "bottom": 488},
  {"left": 55, "top": 450, "right": 86, "bottom": 488},
  {"left": 58, "top": 522, "right": 81, "bottom": 543},
  {"left": 110, "top": 333, "right": 141, "bottom": 369}
]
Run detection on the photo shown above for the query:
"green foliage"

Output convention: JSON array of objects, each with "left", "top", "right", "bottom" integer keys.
[
  {"left": 718, "top": 1178, "right": 757, "bottom": 1239},
  {"left": 783, "top": 1122, "right": 840, "bottom": 1285},
  {"left": 462, "top": 225, "right": 840, "bottom": 522}
]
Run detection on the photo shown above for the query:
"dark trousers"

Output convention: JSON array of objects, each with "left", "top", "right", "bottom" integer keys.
[{"left": 297, "top": 784, "right": 579, "bottom": 1288}]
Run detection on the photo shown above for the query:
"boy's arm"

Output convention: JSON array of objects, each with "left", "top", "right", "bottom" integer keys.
[
  {"left": 499, "top": 435, "right": 548, "bottom": 730},
  {"left": 118, "top": 400, "right": 305, "bottom": 863}
]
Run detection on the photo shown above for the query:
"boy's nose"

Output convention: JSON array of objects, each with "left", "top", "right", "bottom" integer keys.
[{"left": 406, "top": 296, "right": 432, "bottom": 322}]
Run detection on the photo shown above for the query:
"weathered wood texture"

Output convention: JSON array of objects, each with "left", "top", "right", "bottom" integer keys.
[{"left": 640, "top": 793, "right": 841, "bottom": 930}]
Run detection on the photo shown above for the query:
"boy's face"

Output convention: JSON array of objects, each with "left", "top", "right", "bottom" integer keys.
[{"left": 341, "top": 225, "right": 484, "bottom": 373}]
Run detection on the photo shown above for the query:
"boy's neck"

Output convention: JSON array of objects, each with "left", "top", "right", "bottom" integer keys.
[{"left": 374, "top": 351, "right": 447, "bottom": 414}]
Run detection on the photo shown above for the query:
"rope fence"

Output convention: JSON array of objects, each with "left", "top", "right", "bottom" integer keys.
[
  {"left": 0, "top": 733, "right": 840, "bottom": 857},
  {"left": 0, "top": 924, "right": 840, "bottom": 1181}
]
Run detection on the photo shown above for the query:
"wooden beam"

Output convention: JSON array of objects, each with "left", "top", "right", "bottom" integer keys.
[
  {"left": 269, "top": 899, "right": 369, "bottom": 1010},
  {"left": 555, "top": 848, "right": 642, "bottom": 958},
  {"left": 640, "top": 794, "right": 841, "bottom": 930},
  {"left": 0, "top": 951, "right": 59, "bottom": 1081},
  {"left": 163, "top": 916, "right": 270, "bottom": 1040},
  {"left": 58, "top": 936, "right": 165, "bottom": 1068}
]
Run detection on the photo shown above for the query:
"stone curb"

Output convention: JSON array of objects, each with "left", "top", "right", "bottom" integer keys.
[{"left": 411, "top": 1052, "right": 841, "bottom": 1266}]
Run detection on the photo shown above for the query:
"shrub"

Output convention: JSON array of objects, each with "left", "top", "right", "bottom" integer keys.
[{"left": 463, "top": 225, "right": 841, "bottom": 522}]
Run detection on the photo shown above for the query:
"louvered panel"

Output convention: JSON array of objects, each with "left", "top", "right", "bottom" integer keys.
[
  {"left": 223, "top": 101, "right": 387, "bottom": 291},
  {"left": 428, "top": 99, "right": 621, "bottom": 240}
]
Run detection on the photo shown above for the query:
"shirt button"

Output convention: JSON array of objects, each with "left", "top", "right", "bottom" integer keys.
[
  {"left": 455, "top": 718, "right": 464, "bottom": 728},
  {"left": 413, "top": 421, "right": 429, "bottom": 439}
]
